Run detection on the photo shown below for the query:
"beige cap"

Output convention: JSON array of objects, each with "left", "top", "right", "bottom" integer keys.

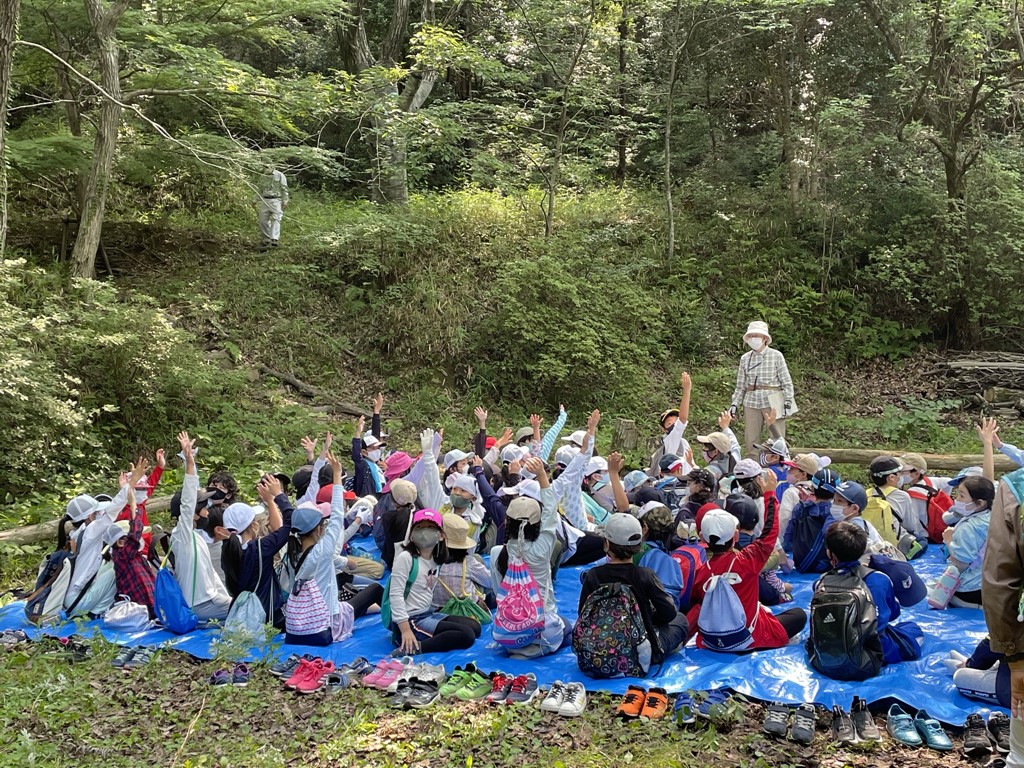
[{"left": 899, "top": 453, "right": 927, "bottom": 473}]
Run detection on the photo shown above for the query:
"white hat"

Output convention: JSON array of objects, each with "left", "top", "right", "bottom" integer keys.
[
  {"left": 623, "top": 470, "right": 653, "bottom": 493},
  {"left": 554, "top": 445, "right": 579, "bottom": 467},
  {"left": 363, "top": 434, "right": 382, "bottom": 449},
  {"left": 103, "top": 523, "right": 128, "bottom": 546},
  {"left": 450, "top": 473, "right": 479, "bottom": 497},
  {"left": 66, "top": 494, "right": 110, "bottom": 523},
  {"left": 499, "top": 479, "right": 543, "bottom": 503},
  {"left": 561, "top": 430, "right": 587, "bottom": 447},
  {"left": 223, "top": 502, "right": 257, "bottom": 533},
  {"left": 443, "top": 449, "right": 472, "bottom": 470},
  {"left": 754, "top": 437, "right": 790, "bottom": 459},
  {"left": 701, "top": 508, "right": 739, "bottom": 546},
  {"left": 733, "top": 459, "right": 763, "bottom": 480},
  {"left": 743, "top": 321, "right": 772, "bottom": 344},
  {"left": 501, "top": 445, "right": 526, "bottom": 464},
  {"left": 601, "top": 513, "right": 644, "bottom": 546},
  {"left": 585, "top": 456, "right": 608, "bottom": 476}
]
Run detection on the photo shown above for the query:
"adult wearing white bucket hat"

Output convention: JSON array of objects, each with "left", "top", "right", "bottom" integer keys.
[{"left": 730, "top": 321, "right": 798, "bottom": 459}]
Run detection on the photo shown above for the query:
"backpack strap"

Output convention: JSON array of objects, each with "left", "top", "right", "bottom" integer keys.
[{"left": 404, "top": 556, "right": 420, "bottom": 600}]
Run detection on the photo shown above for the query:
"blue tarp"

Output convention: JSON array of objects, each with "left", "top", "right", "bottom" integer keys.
[{"left": 0, "top": 545, "right": 997, "bottom": 724}]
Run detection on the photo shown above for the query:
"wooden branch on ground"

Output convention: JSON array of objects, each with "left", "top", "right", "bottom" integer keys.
[
  {"left": 257, "top": 364, "right": 370, "bottom": 417},
  {"left": 792, "top": 448, "right": 1017, "bottom": 473},
  {"left": 0, "top": 494, "right": 174, "bottom": 547}
]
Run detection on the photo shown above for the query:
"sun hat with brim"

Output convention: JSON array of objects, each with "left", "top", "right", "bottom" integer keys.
[
  {"left": 412, "top": 508, "right": 444, "bottom": 528},
  {"left": 66, "top": 494, "right": 110, "bottom": 523},
  {"left": 390, "top": 478, "right": 418, "bottom": 506},
  {"left": 113, "top": 519, "right": 151, "bottom": 535},
  {"left": 623, "top": 470, "right": 653, "bottom": 493},
  {"left": 743, "top": 321, "right": 772, "bottom": 345},
  {"left": 515, "top": 427, "right": 534, "bottom": 444},
  {"left": 223, "top": 502, "right": 257, "bottom": 533},
  {"left": 600, "top": 513, "right": 644, "bottom": 546},
  {"left": 948, "top": 466, "right": 984, "bottom": 488},
  {"left": 442, "top": 514, "right": 476, "bottom": 549},
  {"left": 899, "top": 453, "right": 928, "bottom": 473},
  {"left": 506, "top": 497, "right": 542, "bottom": 525},
  {"left": 782, "top": 454, "right": 819, "bottom": 476},
  {"left": 701, "top": 508, "right": 739, "bottom": 546},
  {"left": 443, "top": 449, "right": 472, "bottom": 470},
  {"left": 384, "top": 451, "right": 415, "bottom": 479},
  {"left": 499, "top": 479, "right": 543, "bottom": 503},
  {"left": 733, "top": 459, "right": 763, "bottom": 481},
  {"left": 561, "top": 430, "right": 587, "bottom": 447},
  {"left": 660, "top": 408, "right": 680, "bottom": 426},
  {"left": 450, "top": 473, "right": 479, "bottom": 497},
  {"left": 753, "top": 437, "right": 790, "bottom": 459},
  {"left": 696, "top": 432, "right": 732, "bottom": 454},
  {"left": 292, "top": 505, "right": 326, "bottom": 535}
]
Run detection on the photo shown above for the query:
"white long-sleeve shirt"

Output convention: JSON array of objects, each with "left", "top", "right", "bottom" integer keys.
[
  {"left": 281, "top": 484, "right": 348, "bottom": 616},
  {"left": 389, "top": 550, "right": 438, "bottom": 624},
  {"left": 66, "top": 484, "right": 129, "bottom": 605},
  {"left": 491, "top": 486, "right": 558, "bottom": 612},
  {"left": 171, "top": 471, "right": 231, "bottom": 608}
]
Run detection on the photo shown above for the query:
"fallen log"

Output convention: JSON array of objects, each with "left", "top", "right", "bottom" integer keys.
[
  {"left": 257, "top": 365, "right": 370, "bottom": 417},
  {"left": 791, "top": 448, "right": 1017, "bottom": 473},
  {"left": 0, "top": 494, "right": 174, "bottom": 547}
]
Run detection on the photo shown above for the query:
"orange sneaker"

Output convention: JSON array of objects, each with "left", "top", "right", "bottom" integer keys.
[
  {"left": 639, "top": 687, "right": 669, "bottom": 720},
  {"left": 616, "top": 685, "right": 647, "bottom": 718}
]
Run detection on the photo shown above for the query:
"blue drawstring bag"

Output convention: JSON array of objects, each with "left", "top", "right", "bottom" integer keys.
[{"left": 153, "top": 540, "right": 198, "bottom": 634}]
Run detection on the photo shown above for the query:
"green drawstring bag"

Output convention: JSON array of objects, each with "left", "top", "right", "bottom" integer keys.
[{"left": 439, "top": 560, "right": 492, "bottom": 625}]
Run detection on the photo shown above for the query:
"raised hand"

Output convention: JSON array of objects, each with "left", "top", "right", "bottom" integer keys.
[
  {"left": 177, "top": 431, "right": 196, "bottom": 457},
  {"left": 681, "top": 371, "right": 691, "bottom": 391},
  {"left": 355, "top": 416, "right": 365, "bottom": 437},
  {"left": 524, "top": 456, "right": 549, "bottom": 486},
  {"left": 977, "top": 417, "right": 999, "bottom": 446},
  {"left": 607, "top": 451, "right": 624, "bottom": 474},
  {"left": 494, "top": 427, "right": 514, "bottom": 449},
  {"left": 420, "top": 428, "right": 435, "bottom": 455},
  {"left": 474, "top": 406, "right": 488, "bottom": 429},
  {"left": 764, "top": 408, "right": 777, "bottom": 428},
  {"left": 761, "top": 467, "right": 778, "bottom": 495},
  {"left": 373, "top": 392, "right": 385, "bottom": 414},
  {"left": 586, "top": 409, "right": 601, "bottom": 434},
  {"left": 718, "top": 410, "right": 733, "bottom": 430},
  {"left": 326, "top": 451, "right": 344, "bottom": 483},
  {"left": 319, "top": 431, "right": 333, "bottom": 460},
  {"left": 156, "top": 448, "right": 166, "bottom": 469},
  {"left": 301, "top": 435, "right": 317, "bottom": 462},
  {"left": 530, "top": 413, "right": 542, "bottom": 430},
  {"left": 129, "top": 457, "right": 150, "bottom": 486}
]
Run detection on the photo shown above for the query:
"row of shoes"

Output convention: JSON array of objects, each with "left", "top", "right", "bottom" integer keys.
[
  {"left": 615, "top": 686, "right": 735, "bottom": 726},
  {"left": 885, "top": 705, "right": 953, "bottom": 751},
  {"left": 209, "top": 662, "right": 252, "bottom": 687},
  {"left": 962, "top": 712, "right": 1010, "bottom": 757},
  {"left": 111, "top": 646, "right": 155, "bottom": 670},
  {"left": 269, "top": 654, "right": 352, "bottom": 694}
]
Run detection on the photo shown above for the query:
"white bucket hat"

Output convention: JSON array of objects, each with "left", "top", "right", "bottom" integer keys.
[{"left": 743, "top": 321, "right": 772, "bottom": 345}]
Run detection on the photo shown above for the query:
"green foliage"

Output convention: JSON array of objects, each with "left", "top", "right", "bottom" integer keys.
[{"left": 879, "top": 396, "right": 964, "bottom": 446}]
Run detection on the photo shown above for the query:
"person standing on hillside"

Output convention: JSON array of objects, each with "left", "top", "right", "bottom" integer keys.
[
  {"left": 730, "top": 321, "right": 798, "bottom": 457},
  {"left": 256, "top": 164, "right": 289, "bottom": 250}
]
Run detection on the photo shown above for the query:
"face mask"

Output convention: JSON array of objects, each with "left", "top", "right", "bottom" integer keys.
[
  {"left": 830, "top": 503, "right": 848, "bottom": 521},
  {"left": 897, "top": 474, "right": 912, "bottom": 488},
  {"left": 451, "top": 494, "right": 473, "bottom": 510},
  {"left": 702, "top": 450, "right": 714, "bottom": 463},
  {"left": 943, "top": 500, "right": 978, "bottom": 526},
  {"left": 367, "top": 449, "right": 382, "bottom": 462},
  {"left": 747, "top": 338, "right": 765, "bottom": 351},
  {"left": 411, "top": 529, "right": 441, "bottom": 550},
  {"left": 133, "top": 490, "right": 148, "bottom": 505}
]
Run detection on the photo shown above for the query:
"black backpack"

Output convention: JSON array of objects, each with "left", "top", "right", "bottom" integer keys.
[{"left": 806, "top": 565, "right": 884, "bottom": 681}]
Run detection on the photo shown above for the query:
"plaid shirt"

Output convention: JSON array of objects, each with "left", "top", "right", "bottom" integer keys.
[
  {"left": 112, "top": 511, "right": 157, "bottom": 615},
  {"left": 731, "top": 347, "right": 795, "bottom": 410},
  {"left": 432, "top": 557, "right": 492, "bottom": 608}
]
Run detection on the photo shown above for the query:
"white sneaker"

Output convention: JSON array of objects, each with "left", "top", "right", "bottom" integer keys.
[
  {"left": 541, "top": 681, "right": 567, "bottom": 712},
  {"left": 558, "top": 683, "right": 587, "bottom": 717},
  {"left": 418, "top": 664, "right": 447, "bottom": 685},
  {"left": 388, "top": 663, "right": 424, "bottom": 693}
]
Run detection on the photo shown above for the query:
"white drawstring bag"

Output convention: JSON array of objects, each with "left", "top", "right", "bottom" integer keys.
[{"left": 103, "top": 595, "right": 152, "bottom": 631}]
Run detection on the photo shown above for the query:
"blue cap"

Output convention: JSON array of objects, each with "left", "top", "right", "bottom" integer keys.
[
  {"left": 948, "top": 466, "right": 984, "bottom": 488},
  {"left": 867, "top": 554, "right": 927, "bottom": 607},
  {"left": 811, "top": 468, "right": 842, "bottom": 495},
  {"left": 292, "top": 505, "right": 327, "bottom": 535},
  {"left": 623, "top": 470, "right": 653, "bottom": 493},
  {"left": 835, "top": 481, "right": 868, "bottom": 512}
]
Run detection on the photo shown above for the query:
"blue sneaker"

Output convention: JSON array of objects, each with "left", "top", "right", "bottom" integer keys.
[
  {"left": 696, "top": 689, "right": 731, "bottom": 720},
  {"left": 674, "top": 691, "right": 697, "bottom": 726},
  {"left": 886, "top": 704, "right": 923, "bottom": 747},
  {"left": 914, "top": 709, "right": 953, "bottom": 751},
  {"left": 270, "top": 653, "right": 313, "bottom": 678}
]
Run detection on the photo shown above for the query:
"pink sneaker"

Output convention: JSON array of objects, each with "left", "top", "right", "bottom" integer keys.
[
  {"left": 295, "top": 659, "right": 336, "bottom": 694},
  {"left": 373, "top": 658, "right": 410, "bottom": 690},
  {"left": 360, "top": 659, "right": 392, "bottom": 688},
  {"left": 284, "top": 658, "right": 317, "bottom": 690}
]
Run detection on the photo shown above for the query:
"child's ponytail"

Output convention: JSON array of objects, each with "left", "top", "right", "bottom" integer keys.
[
  {"left": 221, "top": 532, "right": 244, "bottom": 596},
  {"left": 56, "top": 514, "right": 72, "bottom": 551}
]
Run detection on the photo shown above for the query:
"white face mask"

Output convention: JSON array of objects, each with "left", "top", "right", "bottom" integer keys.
[
  {"left": 133, "top": 490, "right": 148, "bottom": 505},
  {"left": 830, "top": 503, "right": 848, "bottom": 521},
  {"left": 367, "top": 449, "right": 381, "bottom": 462},
  {"left": 897, "top": 473, "right": 912, "bottom": 488},
  {"left": 943, "top": 500, "right": 979, "bottom": 526},
  {"left": 747, "top": 338, "right": 765, "bottom": 351}
]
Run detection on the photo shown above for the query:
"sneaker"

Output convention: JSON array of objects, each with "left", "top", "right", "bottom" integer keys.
[
  {"left": 790, "top": 704, "right": 816, "bottom": 745},
  {"left": 324, "top": 672, "right": 349, "bottom": 693},
  {"left": 541, "top": 681, "right": 567, "bottom": 713},
  {"left": 696, "top": 689, "right": 731, "bottom": 721},
  {"left": 337, "top": 656, "right": 372, "bottom": 678},
  {"left": 112, "top": 647, "right": 136, "bottom": 669},
  {"left": 886, "top": 704, "right": 923, "bottom": 747},
  {"left": 914, "top": 709, "right": 953, "bottom": 751},
  {"left": 639, "top": 687, "right": 669, "bottom": 720},
  {"left": 504, "top": 673, "right": 539, "bottom": 705},
  {"left": 209, "top": 669, "right": 231, "bottom": 687},
  {"left": 375, "top": 658, "right": 411, "bottom": 691},
  {"left": 616, "top": 685, "right": 647, "bottom": 718},
  {"left": 124, "top": 647, "right": 154, "bottom": 669},
  {"left": 295, "top": 659, "right": 336, "bottom": 695},
  {"left": 485, "top": 672, "right": 514, "bottom": 704},
  {"left": 285, "top": 658, "right": 318, "bottom": 690},
  {"left": 390, "top": 678, "right": 419, "bottom": 709},
  {"left": 988, "top": 712, "right": 1011, "bottom": 755},
  {"left": 673, "top": 692, "right": 697, "bottom": 726},
  {"left": 439, "top": 664, "right": 477, "bottom": 697},
  {"left": 831, "top": 706, "right": 857, "bottom": 746},
  {"left": 851, "top": 697, "right": 880, "bottom": 743},
  {"left": 415, "top": 663, "right": 446, "bottom": 685},
  {"left": 232, "top": 663, "right": 252, "bottom": 687},
  {"left": 964, "top": 713, "right": 994, "bottom": 757},
  {"left": 361, "top": 658, "right": 393, "bottom": 688},
  {"left": 270, "top": 653, "right": 304, "bottom": 678},
  {"left": 455, "top": 671, "right": 494, "bottom": 701},
  {"left": 0, "top": 629, "right": 28, "bottom": 646},
  {"left": 405, "top": 680, "right": 441, "bottom": 709},
  {"left": 763, "top": 703, "right": 791, "bottom": 738},
  {"left": 387, "top": 663, "right": 423, "bottom": 693},
  {"left": 558, "top": 683, "right": 587, "bottom": 717}
]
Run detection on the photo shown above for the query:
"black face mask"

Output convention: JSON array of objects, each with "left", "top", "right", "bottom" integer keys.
[{"left": 196, "top": 515, "right": 215, "bottom": 534}]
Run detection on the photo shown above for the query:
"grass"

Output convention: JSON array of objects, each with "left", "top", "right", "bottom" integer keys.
[{"left": 0, "top": 639, "right": 965, "bottom": 768}]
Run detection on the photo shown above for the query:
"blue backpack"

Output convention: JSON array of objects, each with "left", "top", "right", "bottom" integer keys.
[
  {"left": 790, "top": 500, "right": 832, "bottom": 574},
  {"left": 153, "top": 540, "right": 198, "bottom": 634}
]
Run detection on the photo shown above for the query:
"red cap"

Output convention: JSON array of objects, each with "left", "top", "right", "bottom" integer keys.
[
  {"left": 485, "top": 437, "right": 497, "bottom": 450},
  {"left": 316, "top": 485, "right": 333, "bottom": 504},
  {"left": 344, "top": 490, "right": 356, "bottom": 501},
  {"left": 694, "top": 501, "right": 723, "bottom": 535}
]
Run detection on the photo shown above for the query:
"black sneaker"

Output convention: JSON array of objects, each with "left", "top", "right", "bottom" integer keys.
[
  {"left": 791, "top": 704, "right": 816, "bottom": 745},
  {"left": 405, "top": 680, "right": 440, "bottom": 709},
  {"left": 763, "top": 703, "right": 791, "bottom": 738},
  {"left": 964, "top": 713, "right": 994, "bottom": 756},
  {"left": 988, "top": 712, "right": 1010, "bottom": 755},
  {"left": 390, "top": 677, "right": 419, "bottom": 709},
  {"left": 831, "top": 706, "right": 857, "bottom": 746},
  {"left": 851, "top": 696, "right": 880, "bottom": 742}
]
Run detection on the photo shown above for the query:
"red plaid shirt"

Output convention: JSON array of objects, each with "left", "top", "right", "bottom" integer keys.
[{"left": 112, "top": 511, "right": 157, "bottom": 615}]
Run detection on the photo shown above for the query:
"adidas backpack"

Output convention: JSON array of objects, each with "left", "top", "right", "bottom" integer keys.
[
  {"left": 908, "top": 483, "right": 954, "bottom": 544},
  {"left": 806, "top": 565, "right": 884, "bottom": 681},
  {"left": 572, "top": 582, "right": 653, "bottom": 678},
  {"left": 697, "top": 557, "right": 757, "bottom": 652},
  {"left": 668, "top": 543, "right": 709, "bottom": 610}
]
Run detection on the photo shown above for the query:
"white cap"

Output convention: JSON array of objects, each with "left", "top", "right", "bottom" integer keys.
[
  {"left": 733, "top": 459, "right": 763, "bottom": 480},
  {"left": 450, "top": 473, "right": 479, "bottom": 497},
  {"left": 601, "top": 513, "right": 644, "bottom": 546},
  {"left": 66, "top": 494, "right": 110, "bottom": 523},
  {"left": 501, "top": 445, "right": 526, "bottom": 464},
  {"left": 223, "top": 502, "right": 257, "bottom": 533},
  {"left": 363, "top": 434, "right": 382, "bottom": 449},
  {"left": 499, "top": 479, "right": 543, "bottom": 502},
  {"left": 701, "top": 508, "right": 739, "bottom": 546},
  {"left": 103, "top": 523, "right": 128, "bottom": 546},
  {"left": 554, "top": 445, "right": 579, "bottom": 467},
  {"left": 561, "top": 430, "right": 587, "bottom": 447},
  {"left": 585, "top": 456, "right": 608, "bottom": 476},
  {"left": 443, "top": 449, "right": 471, "bottom": 470}
]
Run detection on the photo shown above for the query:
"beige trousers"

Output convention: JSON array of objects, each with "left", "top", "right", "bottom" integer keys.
[{"left": 743, "top": 406, "right": 787, "bottom": 458}]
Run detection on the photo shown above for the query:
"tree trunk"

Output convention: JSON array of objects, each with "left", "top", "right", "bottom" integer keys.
[
  {"left": 663, "top": 0, "right": 683, "bottom": 261},
  {"left": 615, "top": 4, "right": 628, "bottom": 188},
  {"left": 72, "top": 0, "right": 129, "bottom": 279},
  {"left": 0, "top": 0, "right": 19, "bottom": 255}
]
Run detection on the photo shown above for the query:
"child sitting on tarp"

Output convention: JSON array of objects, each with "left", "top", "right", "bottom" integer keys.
[
  {"left": 729, "top": 495, "right": 791, "bottom": 605},
  {"left": 807, "top": 521, "right": 923, "bottom": 680},
  {"left": 784, "top": 468, "right": 842, "bottom": 573}
]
